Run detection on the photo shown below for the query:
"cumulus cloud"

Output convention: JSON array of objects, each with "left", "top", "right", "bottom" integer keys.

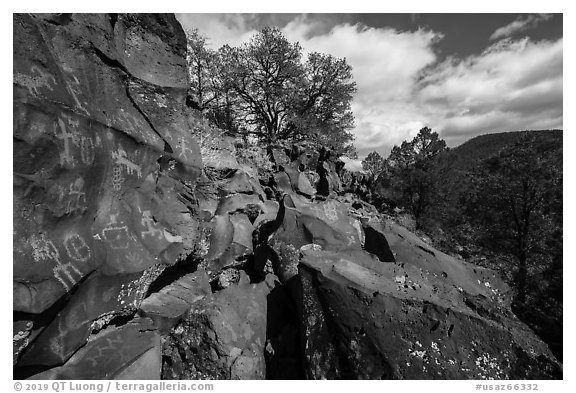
[
  {"left": 176, "top": 14, "right": 562, "bottom": 166},
  {"left": 489, "top": 14, "right": 553, "bottom": 41}
]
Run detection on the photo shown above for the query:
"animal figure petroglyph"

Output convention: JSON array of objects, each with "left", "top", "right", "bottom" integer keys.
[{"left": 111, "top": 148, "right": 142, "bottom": 178}]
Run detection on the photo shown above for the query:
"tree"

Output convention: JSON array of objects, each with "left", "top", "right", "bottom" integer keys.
[
  {"left": 464, "top": 133, "right": 562, "bottom": 303},
  {"left": 185, "top": 29, "right": 220, "bottom": 111},
  {"left": 362, "top": 151, "right": 385, "bottom": 179},
  {"left": 188, "top": 27, "right": 357, "bottom": 155},
  {"left": 385, "top": 127, "right": 447, "bottom": 229}
]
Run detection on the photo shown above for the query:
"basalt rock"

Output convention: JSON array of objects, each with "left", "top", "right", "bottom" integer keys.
[
  {"left": 28, "top": 317, "right": 160, "bottom": 380},
  {"left": 296, "top": 247, "right": 561, "bottom": 379},
  {"left": 162, "top": 280, "right": 271, "bottom": 379},
  {"left": 14, "top": 13, "right": 201, "bottom": 315}
]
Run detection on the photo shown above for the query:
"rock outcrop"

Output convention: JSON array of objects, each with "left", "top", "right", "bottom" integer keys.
[{"left": 13, "top": 13, "right": 561, "bottom": 380}]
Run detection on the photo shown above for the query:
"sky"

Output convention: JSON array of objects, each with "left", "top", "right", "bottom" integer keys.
[{"left": 177, "top": 13, "right": 563, "bottom": 169}]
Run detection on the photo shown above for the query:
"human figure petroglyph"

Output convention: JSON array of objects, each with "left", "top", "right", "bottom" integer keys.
[
  {"left": 54, "top": 116, "right": 95, "bottom": 168},
  {"left": 177, "top": 136, "right": 195, "bottom": 161},
  {"left": 141, "top": 210, "right": 163, "bottom": 239},
  {"left": 29, "top": 233, "right": 85, "bottom": 291},
  {"left": 13, "top": 66, "right": 56, "bottom": 96},
  {"left": 111, "top": 148, "right": 142, "bottom": 178}
]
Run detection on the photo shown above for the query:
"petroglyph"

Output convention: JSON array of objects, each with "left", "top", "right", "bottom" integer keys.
[
  {"left": 112, "top": 166, "right": 124, "bottom": 191},
  {"left": 64, "top": 233, "right": 91, "bottom": 262},
  {"left": 141, "top": 210, "right": 163, "bottom": 239},
  {"left": 30, "top": 233, "right": 60, "bottom": 263},
  {"left": 29, "top": 233, "right": 84, "bottom": 291},
  {"left": 54, "top": 116, "right": 95, "bottom": 168},
  {"left": 66, "top": 178, "right": 87, "bottom": 214},
  {"left": 102, "top": 214, "right": 132, "bottom": 250},
  {"left": 177, "top": 137, "right": 195, "bottom": 161},
  {"left": 62, "top": 64, "right": 90, "bottom": 116},
  {"left": 163, "top": 229, "right": 183, "bottom": 243},
  {"left": 125, "top": 251, "right": 141, "bottom": 267},
  {"left": 55, "top": 117, "right": 79, "bottom": 167},
  {"left": 85, "top": 335, "right": 125, "bottom": 368},
  {"left": 13, "top": 66, "right": 56, "bottom": 96},
  {"left": 53, "top": 260, "right": 83, "bottom": 291},
  {"left": 80, "top": 135, "right": 95, "bottom": 165},
  {"left": 323, "top": 202, "right": 339, "bottom": 223},
  {"left": 111, "top": 148, "right": 142, "bottom": 178}
]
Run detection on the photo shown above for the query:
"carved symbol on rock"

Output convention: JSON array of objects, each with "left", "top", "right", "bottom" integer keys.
[
  {"left": 85, "top": 335, "right": 124, "bottom": 368},
  {"left": 55, "top": 117, "right": 79, "bottom": 167},
  {"left": 29, "top": 233, "right": 84, "bottom": 291},
  {"left": 177, "top": 137, "right": 195, "bottom": 161},
  {"left": 64, "top": 233, "right": 91, "bottom": 262},
  {"left": 112, "top": 166, "right": 124, "bottom": 191},
  {"left": 102, "top": 214, "right": 131, "bottom": 250},
  {"left": 13, "top": 66, "right": 56, "bottom": 96},
  {"left": 141, "top": 210, "right": 163, "bottom": 239},
  {"left": 62, "top": 65, "right": 90, "bottom": 116},
  {"left": 80, "top": 136, "right": 95, "bottom": 165},
  {"left": 111, "top": 148, "right": 142, "bottom": 178},
  {"left": 323, "top": 202, "right": 339, "bottom": 223},
  {"left": 66, "top": 178, "right": 87, "bottom": 214},
  {"left": 30, "top": 233, "right": 60, "bottom": 263}
]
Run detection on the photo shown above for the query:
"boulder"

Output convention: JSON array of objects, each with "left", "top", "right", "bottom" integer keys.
[
  {"left": 139, "top": 268, "right": 212, "bottom": 330},
  {"left": 162, "top": 280, "right": 270, "bottom": 379},
  {"left": 296, "top": 247, "right": 561, "bottom": 379},
  {"left": 19, "top": 266, "right": 164, "bottom": 366},
  {"left": 28, "top": 318, "right": 160, "bottom": 380}
]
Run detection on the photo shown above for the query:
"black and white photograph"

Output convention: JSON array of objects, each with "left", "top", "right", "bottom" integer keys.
[{"left": 10, "top": 4, "right": 566, "bottom": 386}]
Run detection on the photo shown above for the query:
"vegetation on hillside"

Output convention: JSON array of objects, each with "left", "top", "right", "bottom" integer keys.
[{"left": 365, "top": 128, "right": 563, "bottom": 361}]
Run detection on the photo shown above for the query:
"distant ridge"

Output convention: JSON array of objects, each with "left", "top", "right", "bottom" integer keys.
[{"left": 446, "top": 129, "right": 562, "bottom": 171}]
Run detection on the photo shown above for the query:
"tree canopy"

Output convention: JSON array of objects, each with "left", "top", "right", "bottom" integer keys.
[
  {"left": 463, "top": 133, "right": 562, "bottom": 303},
  {"left": 383, "top": 127, "right": 447, "bottom": 229},
  {"left": 185, "top": 27, "right": 357, "bottom": 157},
  {"left": 362, "top": 151, "right": 385, "bottom": 179}
]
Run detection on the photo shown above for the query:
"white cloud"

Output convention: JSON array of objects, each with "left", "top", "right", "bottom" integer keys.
[
  {"left": 417, "top": 37, "right": 563, "bottom": 146},
  {"left": 489, "top": 14, "right": 553, "bottom": 41}
]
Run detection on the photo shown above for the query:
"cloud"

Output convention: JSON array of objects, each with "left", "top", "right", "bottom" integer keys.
[
  {"left": 417, "top": 37, "right": 563, "bottom": 146},
  {"left": 489, "top": 14, "right": 553, "bottom": 41},
  {"left": 176, "top": 14, "right": 562, "bottom": 164}
]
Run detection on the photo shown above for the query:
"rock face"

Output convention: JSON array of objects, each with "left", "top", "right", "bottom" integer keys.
[{"left": 13, "top": 13, "right": 561, "bottom": 380}]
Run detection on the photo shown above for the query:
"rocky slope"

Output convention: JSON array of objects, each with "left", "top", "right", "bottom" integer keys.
[{"left": 13, "top": 13, "right": 561, "bottom": 380}]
